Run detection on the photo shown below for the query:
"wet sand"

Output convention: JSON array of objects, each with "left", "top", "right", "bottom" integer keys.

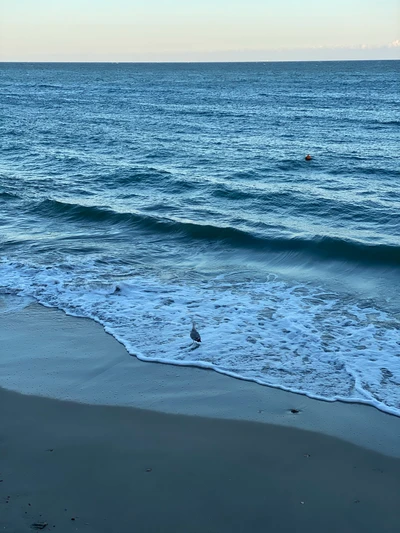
[
  {"left": 1, "top": 387, "right": 400, "bottom": 533},
  {"left": 0, "top": 302, "right": 400, "bottom": 532}
]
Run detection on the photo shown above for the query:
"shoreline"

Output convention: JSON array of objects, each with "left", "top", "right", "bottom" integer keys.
[
  {"left": 0, "top": 301, "right": 399, "bottom": 457},
  {"left": 1, "top": 300, "right": 400, "bottom": 531}
]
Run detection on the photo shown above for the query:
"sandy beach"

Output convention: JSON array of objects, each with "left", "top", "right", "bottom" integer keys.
[
  {"left": 1, "top": 388, "right": 400, "bottom": 533},
  {"left": 1, "top": 302, "right": 400, "bottom": 532}
]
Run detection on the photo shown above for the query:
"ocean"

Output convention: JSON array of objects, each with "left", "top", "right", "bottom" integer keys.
[{"left": 1, "top": 61, "right": 399, "bottom": 415}]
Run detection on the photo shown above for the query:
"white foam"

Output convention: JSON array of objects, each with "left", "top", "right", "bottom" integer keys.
[{"left": 1, "top": 259, "right": 399, "bottom": 416}]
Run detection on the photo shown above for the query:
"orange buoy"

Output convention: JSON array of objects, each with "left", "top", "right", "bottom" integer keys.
[{"left": 305, "top": 154, "right": 312, "bottom": 161}]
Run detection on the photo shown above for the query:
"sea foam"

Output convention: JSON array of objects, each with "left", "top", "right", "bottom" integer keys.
[{"left": 1, "top": 259, "right": 399, "bottom": 416}]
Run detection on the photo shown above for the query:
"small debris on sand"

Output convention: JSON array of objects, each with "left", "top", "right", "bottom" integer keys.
[{"left": 30, "top": 523, "right": 48, "bottom": 530}]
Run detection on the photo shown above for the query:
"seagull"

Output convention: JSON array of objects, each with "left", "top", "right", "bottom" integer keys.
[{"left": 190, "top": 322, "right": 201, "bottom": 344}]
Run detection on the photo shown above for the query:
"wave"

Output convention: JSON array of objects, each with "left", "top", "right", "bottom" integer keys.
[
  {"left": 207, "top": 182, "right": 396, "bottom": 225},
  {"left": 275, "top": 159, "right": 315, "bottom": 171},
  {"left": 328, "top": 165, "right": 400, "bottom": 179},
  {"left": 31, "top": 198, "right": 400, "bottom": 266},
  {"left": 100, "top": 166, "right": 173, "bottom": 188},
  {"left": 329, "top": 116, "right": 400, "bottom": 128},
  {"left": 35, "top": 83, "right": 64, "bottom": 89},
  {"left": 177, "top": 108, "right": 246, "bottom": 119},
  {"left": 0, "top": 191, "right": 20, "bottom": 201},
  {"left": 371, "top": 119, "right": 400, "bottom": 126}
]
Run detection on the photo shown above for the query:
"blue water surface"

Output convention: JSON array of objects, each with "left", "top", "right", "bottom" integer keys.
[{"left": 1, "top": 61, "right": 400, "bottom": 414}]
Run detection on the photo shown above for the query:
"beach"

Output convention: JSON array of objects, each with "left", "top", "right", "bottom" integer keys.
[
  {"left": 1, "top": 58, "right": 399, "bottom": 533},
  {"left": 1, "top": 303, "right": 400, "bottom": 532}
]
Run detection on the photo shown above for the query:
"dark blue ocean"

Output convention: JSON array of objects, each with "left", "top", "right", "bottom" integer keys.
[{"left": 1, "top": 61, "right": 399, "bottom": 414}]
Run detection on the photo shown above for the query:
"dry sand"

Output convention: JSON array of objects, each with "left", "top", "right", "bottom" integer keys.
[{"left": 0, "top": 302, "right": 400, "bottom": 532}]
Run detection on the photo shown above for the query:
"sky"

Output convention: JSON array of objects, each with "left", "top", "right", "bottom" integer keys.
[{"left": 1, "top": 0, "right": 399, "bottom": 62}]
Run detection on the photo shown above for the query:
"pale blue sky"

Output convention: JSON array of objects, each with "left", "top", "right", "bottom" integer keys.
[{"left": 1, "top": 0, "right": 399, "bottom": 61}]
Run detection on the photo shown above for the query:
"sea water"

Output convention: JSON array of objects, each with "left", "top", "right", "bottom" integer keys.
[{"left": 1, "top": 61, "right": 399, "bottom": 415}]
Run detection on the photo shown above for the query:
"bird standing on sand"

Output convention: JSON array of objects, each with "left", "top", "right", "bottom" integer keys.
[{"left": 190, "top": 322, "right": 201, "bottom": 344}]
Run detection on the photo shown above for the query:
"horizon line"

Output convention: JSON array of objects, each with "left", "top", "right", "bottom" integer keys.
[{"left": 1, "top": 58, "right": 399, "bottom": 64}]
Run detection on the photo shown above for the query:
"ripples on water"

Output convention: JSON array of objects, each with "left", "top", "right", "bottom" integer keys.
[{"left": 1, "top": 61, "right": 399, "bottom": 414}]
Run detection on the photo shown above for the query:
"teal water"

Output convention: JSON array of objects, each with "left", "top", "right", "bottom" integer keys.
[{"left": 1, "top": 61, "right": 399, "bottom": 414}]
